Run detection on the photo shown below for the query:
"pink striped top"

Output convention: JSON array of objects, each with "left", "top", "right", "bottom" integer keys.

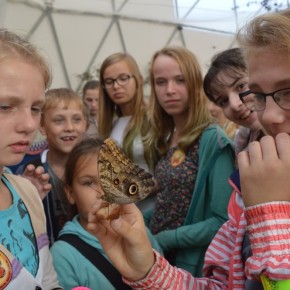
[{"left": 125, "top": 189, "right": 290, "bottom": 290}]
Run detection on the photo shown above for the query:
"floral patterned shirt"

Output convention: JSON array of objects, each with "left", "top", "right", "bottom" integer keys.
[{"left": 150, "top": 139, "right": 200, "bottom": 234}]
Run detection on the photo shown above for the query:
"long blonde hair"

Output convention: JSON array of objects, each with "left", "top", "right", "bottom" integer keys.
[
  {"left": 98, "top": 52, "right": 157, "bottom": 171},
  {"left": 146, "top": 46, "right": 211, "bottom": 155}
]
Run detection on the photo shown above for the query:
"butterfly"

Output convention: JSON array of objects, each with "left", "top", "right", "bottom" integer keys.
[{"left": 98, "top": 138, "right": 157, "bottom": 204}]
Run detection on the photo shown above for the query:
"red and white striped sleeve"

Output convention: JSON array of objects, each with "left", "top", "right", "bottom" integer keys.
[{"left": 245, "top": 201, "right": 290, "bottom": 281}]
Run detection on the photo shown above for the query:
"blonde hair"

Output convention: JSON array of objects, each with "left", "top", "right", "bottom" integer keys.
[
  {"left": 98, "top": 52, "right": 157, "bottom": 170},
  {"left": 41, "top": 88, "right": 88, "bottom": 127},
  {"left": 237, "top": 9, "right": 290, "bottom": 57},
  {"left": 0, "top": 28, "right": 51, "bottom": 89},
  {"left": 146, "top": 46, "right": 211, "bottom": 155}
]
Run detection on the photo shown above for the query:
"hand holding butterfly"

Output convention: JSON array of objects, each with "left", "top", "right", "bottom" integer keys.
[
  {"left": 238, "top": 133, "right": 290, "bottom": 207},
  {"left": 87, "top": 201, "right": 155, "bottom": 281}
]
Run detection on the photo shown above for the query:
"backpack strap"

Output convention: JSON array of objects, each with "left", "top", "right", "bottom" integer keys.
[{"left": 58, "top": 234, "right": 131, "bottom": 290}]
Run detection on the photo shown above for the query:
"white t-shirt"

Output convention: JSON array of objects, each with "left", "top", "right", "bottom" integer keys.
[{"left": 110, "top": 116, "right": 149, "bottom": 172}]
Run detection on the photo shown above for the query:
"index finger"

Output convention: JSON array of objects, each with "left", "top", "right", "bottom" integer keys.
[{"left": 275, "top": 133, "right": 290, "bottom": 161}]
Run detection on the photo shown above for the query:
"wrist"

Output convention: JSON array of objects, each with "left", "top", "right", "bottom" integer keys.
[{"left": 124, "top": 250, "right": 156, "bottom": 282}]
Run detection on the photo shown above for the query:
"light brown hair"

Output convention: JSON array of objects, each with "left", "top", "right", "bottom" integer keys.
[
  {"left": 41, "top": 88, "right": 88, "bottom": 127},
  {"left": 0, "top": 28, "right": 51, "bottom": 89},
  {"left": 146, "top": 46, "right": 210, "bottom": 155}
]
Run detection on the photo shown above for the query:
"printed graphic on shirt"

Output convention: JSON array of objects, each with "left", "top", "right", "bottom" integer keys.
[
  {"left": 0, "top": 250, "right": 12, "bottom": 290},
  {"left": 0, "top": 198, "right": 38, "bottom": 276}
]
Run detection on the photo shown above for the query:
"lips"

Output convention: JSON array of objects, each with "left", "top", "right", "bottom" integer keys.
[
  {"left": 113, "top": 93, "right": 124, "bottom": 98},
  {"left": 165, "top": 99, "right": 179, "bottom": 105},
  {"left": 10, "top": 141, "right": 30, "bottom": 153},
  {"left": 240, "top": 109, "right": 252, "bottom": 120}
]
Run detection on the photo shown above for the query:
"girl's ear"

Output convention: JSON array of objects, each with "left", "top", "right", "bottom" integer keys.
[{"left": 64, "top": 184, "right": 76, "bottom": 205}]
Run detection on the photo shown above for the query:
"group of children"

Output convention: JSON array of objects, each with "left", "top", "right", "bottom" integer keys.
[
  {"left": 87, "top": 8, "right": 290, "bottom": 290},
  {"left": 2, "top": 7, "right": 290, "bottom": 290}
]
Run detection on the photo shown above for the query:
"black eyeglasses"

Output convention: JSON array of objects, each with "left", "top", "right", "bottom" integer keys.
[
  {"left": 102, "top": 74, "right": 134, "bottom": 89},
  {"left": 239, "top": 88, "right": 290, "bottom": 111}
]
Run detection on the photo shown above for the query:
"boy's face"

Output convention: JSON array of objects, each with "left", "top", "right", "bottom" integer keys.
[
  {"left": 247, "top": 47, "right": 290, "bottom": 137},
  {"left": 0, "top": 59, "right": 45, "bottom": 167},
  {"left": 41, "top": 101, "right": 87, "bottom": 155}
]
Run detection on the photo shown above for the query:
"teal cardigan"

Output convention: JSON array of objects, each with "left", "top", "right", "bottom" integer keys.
[{"left": 144, "top": 125, "right": 235, "bottom": 277}]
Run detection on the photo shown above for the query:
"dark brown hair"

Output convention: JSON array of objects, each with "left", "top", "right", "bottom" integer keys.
[{"left": 65, "top": 138, "right": 102, "bottom": 187}]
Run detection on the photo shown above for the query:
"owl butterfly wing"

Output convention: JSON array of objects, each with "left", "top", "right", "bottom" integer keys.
[{"left": 98, "top": 138, "right": 157, "bottom": 204}]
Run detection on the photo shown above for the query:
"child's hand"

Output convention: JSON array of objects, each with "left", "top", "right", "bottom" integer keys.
[
  {"left": 238, "top": 133, "right": 290, "bottom": 207},
  {"left": 87, "top": 202, "right": 155, "bottom": 282},
  {"left": 22, "top": 164, "right": 52, "bottom": 200}
]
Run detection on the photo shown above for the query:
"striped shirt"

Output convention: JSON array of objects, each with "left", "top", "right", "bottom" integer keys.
[{"left": 125, "top": 179, "right": 290, "bottom": 289}]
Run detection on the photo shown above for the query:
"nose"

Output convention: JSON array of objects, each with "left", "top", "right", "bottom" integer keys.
[
  {"left": 16, "top": 109, "right": 39, "bottom": 134},
  {"left": 228, "top": 92, "right": 244, "bottom": 111},
  {"left": 259, "top": 96, "right": 285, "bottom": 127},
  {"left": 64, "top": 120, "right": 74, "bottom": 131},
  {"left": 166, "top": 80, "right": 176, "bottom": 94}
]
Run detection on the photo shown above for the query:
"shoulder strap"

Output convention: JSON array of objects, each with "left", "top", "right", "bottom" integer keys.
[{"left": 58, "top": 234, "right": 131, "bottom": 290}]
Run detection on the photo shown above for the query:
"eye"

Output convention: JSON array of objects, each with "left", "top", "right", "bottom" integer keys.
[
  {"left": 53, "top": 118, "right": 64, "bottom": 124},
  {"left": 83, "top": 181, "right": 94, "bottom": 186},
  {"left": 216, "top": 98, "right": 228, "bottom": 108},
  {"left": 83, "top": 180, "right": 99, "bottom": 191},
  {"left": 73, "top": 117, "right": 83, "bottom": 123},
  {"left": 104, "top": 79, "right": 114, "bottom": 86},
  {"left": 280, "top": 89, "right": 290, "bottom": 98},
  {"left": 255, "top": 93, "right": 266, "bottom": 102},
  {"left": 155, "top": 79, "right": 166, "bottom": 86},
  {"left": 176, "top": 77, "right": 185, "bottom": 84},
  {"left": 119, "top": 75, "right": 129, "bottom": 81},
  {"left": 31, "top": 106, "right": 42, "bottom": 115},
  {"left": 0, "top": 104, "right": 13, "bottom": 112},
  {"left": 237, "top": 82, "right": 248, "bottom": 92}
]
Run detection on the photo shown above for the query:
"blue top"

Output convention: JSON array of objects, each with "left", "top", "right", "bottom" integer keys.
[
  {"left": 51, "top": 215, "right": 162, "bottom": 290},
  {"left": 0, "top": 175, "right": 38, "bottom": 276}
]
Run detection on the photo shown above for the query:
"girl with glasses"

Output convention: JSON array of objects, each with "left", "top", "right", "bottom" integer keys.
[{"left": 98, "top": 52, "right": 158, "bottom": 213}]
